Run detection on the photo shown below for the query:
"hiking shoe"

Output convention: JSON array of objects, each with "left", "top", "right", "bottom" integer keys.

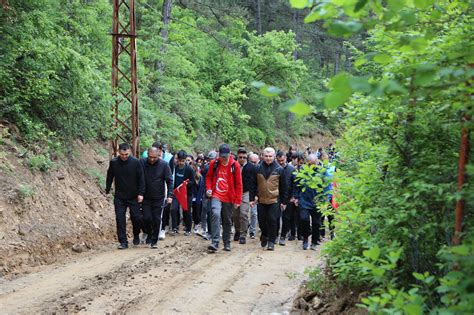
[
  {"left": 184, "top": 231, "right": 191, "bottom": 236},
  {"left": 159, "top": 230, "right": 166, "bottom": 240},
  {"left": 140, "top": 233, "right": 148, "bottom": 244},
  {"left": 239, "top": 236, "right": 246, "bottom": 244},
  {"left": 223, "top": 243, "right": 231, "bottom": 251},
  {"left": 288, "top": 235, "right": 296, "bottom": 241},
  {"left": 207, "top": 244, "right": 218, "bottom": 253},
  {"left": 279, "top": 238, "right": 286, "bottom": 246},
  {"left": 117, "top": 243, "right": 128, "bottom": 250},
  {"left": 267, "top": 242, "right": 275, "bottom": 251},
  {"left": 233, "top": 232, "right": 240, "bottom": 242},
  {"left": 133, "top": 236, "right": 140, "bottom": 246},
  {"left": 310, "top": 243, "right": 318, "bottom": 251},
  {"left": 150, "top": 243, "right": 158, "bottom": 249},
  {"left": 250, "top": 232, "right": 256, "bottom": 239},
  {"left": 302, "top": 239, "right": 309, "bottom": 250}
]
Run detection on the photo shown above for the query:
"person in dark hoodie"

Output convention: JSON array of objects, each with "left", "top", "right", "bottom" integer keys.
[
  {"left": 255, "top": 147, "right": 288, "bottom": 251},
  {"left": 140, "top": 147, "right": 173, "bottom": 248},
  {"left": 170, "top": 150, "right": 195, "bottom": 236},
  {"left": 106, "top": 143, "right": 145, "bottom": 249}
]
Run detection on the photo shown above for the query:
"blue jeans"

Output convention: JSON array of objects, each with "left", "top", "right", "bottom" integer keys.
[
  {"left": 210, "top": 198, "right": 233, "bottom": 247},
  {"left": 249, "top": 204, "right": 258, "bottom": 234}
]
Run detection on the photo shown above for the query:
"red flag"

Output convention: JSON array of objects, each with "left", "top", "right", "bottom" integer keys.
[
  {"left": 331, "top": 181, "right": 339, "bottom": 209},
  {"left": 173, "top": 179, "right": 189, "bottom": 211}
]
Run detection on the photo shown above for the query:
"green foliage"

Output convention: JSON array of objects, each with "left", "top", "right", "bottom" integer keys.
[
  {"left": 17, "top": 184, "right": 35, "bottom": 199},
  {"left": 27, "top": 153, "right": 54, "bottom": 172},
  {"left": 84, "top": 167, "right": 106, "bottom": 190},
  {"left": 289, "top": 0, "right": 474, "bottom": 312},
  {"left": 0, "top": 0, "right": 112, "bottom": 146}
]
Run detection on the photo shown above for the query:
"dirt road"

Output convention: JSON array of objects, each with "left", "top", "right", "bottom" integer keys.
[{"left": 0, "top": 234, "right": 321, "bottom": 314}]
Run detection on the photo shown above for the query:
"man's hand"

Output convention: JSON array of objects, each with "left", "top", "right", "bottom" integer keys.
[
  {"left": 294, "top": 199, "right": 299, "bottom": 207},
  {"left": 290, "top": 197, "right": 295, "bottom": 204},
  {"left": 137, "top": 195, "right": 144, "bottom": 203},
  {"left": 166, "top": 197, "right": 172, "bottom": 204},
  {"left": 234, "top": 203, "right": 240, "bottom": 210},
  {"left": 206, "top": 190, "right": 212, "bottom": 198},
  {"left": 280, "top": 203, "right": 287, "bottom": 211}
]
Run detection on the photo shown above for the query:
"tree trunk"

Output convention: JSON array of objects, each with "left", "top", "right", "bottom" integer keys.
[
  {"left": 334, "top": 50, "right": 341, "bottom": 75},
  {"left": 154, "top": 0, "right": 172, "bottom": 95},
  {"left": 255, "top": 0, "right": 262, "bottom": 35},
  {"left": 292, "top": 10, "right": 299, "bottom": 60}
]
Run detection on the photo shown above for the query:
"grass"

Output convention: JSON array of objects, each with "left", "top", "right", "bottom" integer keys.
[
  {"left": 18, "top": 184, "right": 35, "bottom": 199},
  {"left": 84, "top": 168, "right": 106, "bottom": 190}
]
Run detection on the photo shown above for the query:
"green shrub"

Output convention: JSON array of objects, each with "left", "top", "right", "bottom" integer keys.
[
  {"left": 27, "top": 154, "right": 54, "bottom": 172},
  {"left": 18, "top": 184, "right": 35, "bottom": 199}
]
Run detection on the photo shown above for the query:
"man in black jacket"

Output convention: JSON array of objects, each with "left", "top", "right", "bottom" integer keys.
[
  {"left": 106, "top": 143, "right": 145, "bottom": 249},
  {"left": 234, "top": 147, "right": 257, "bottom": 244},
  {"left": 140, "top": 147, "right": 173, "bottom": 248},
  {"left": 255, "top": 147, "right": 288, "bottom": 251},
  {"left": 170, "top": 150, "right": 196, "bottom": 235}
]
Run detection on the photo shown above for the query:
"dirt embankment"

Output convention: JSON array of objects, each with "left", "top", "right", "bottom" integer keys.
[{"left": 0, "top": 124, "right": 116, "bottom": 278}]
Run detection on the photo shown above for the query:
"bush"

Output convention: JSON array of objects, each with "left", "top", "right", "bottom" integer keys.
[{"left": 27, "top": 154, "right": 54, "bottom": 172}]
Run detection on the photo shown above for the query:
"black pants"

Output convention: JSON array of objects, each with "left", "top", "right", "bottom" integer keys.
[
  {"left": 142, "top": 199, "right": 164, "bottom": 244},
  {"left": 299, "top": 207, "right": 322, "bottom": 245},
  {"left": 114, "top": 197, "right": 141, "bottom": 245},
  {"left": 281, "top": 202, "right": 297, "bottom": 238},
  {"left": 161, "top": 202, "right": 171, "bottom": 231},
  {"left": 257, "top": 203, "right": 280, "bottom": 244},
  {"left": 320, "top": 214, "right": 334, "bottom": 238},
  {"left": 171, "top": 195, "right": 192, "bottom": 232},
  {"left": 192, "top": 200, "right": 202, "bottom": 227}
]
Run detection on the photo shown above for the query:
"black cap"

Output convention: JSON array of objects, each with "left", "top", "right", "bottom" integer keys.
[{"left": 218, "top": 143, "right": 231, "bottom": 157}]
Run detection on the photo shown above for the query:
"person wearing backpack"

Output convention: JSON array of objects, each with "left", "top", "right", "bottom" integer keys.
[{"left": 205, "top": 144, "right": 243, "bottom": 252}]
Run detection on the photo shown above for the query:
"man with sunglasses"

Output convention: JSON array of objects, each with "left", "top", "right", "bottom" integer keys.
[{"left": 233, "top": 147, "right": 257, "bottom": 244}]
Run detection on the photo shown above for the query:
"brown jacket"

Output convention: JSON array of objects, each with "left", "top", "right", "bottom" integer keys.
[{"left": 255, "top": 161, "right": 287, "bottom": 205}]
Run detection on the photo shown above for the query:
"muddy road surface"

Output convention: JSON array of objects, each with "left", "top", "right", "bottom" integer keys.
[{"left": 0, "top": 234, "right": 320, "bottom": 314}]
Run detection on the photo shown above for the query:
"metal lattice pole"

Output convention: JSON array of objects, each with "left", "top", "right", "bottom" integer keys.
[{"left": 111, "top": 0, "right": 139, "bottom": 157}]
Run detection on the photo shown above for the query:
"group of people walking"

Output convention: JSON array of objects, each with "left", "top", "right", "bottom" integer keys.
[{"left": 105, "top": 142, "right": 337, "bottom": 252}]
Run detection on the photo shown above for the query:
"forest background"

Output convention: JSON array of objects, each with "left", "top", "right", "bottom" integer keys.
[{"left": 1, "top": 0, "right": 474, "bottom": 313}]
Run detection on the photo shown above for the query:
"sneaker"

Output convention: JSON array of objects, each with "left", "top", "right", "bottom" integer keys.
[
  {"left": 260, "top": 239, "right": 268, "bottom": 248},
  {"left": 310, "top": 243, "right": 318, "bottom": 251},
  {"left": 133, "top": 236, "right": 140, "bottom": 246},
  {"left": 267, "top": 242, "right": 275, "bottom": 251},
  {"left": 159, "top": 230, "right": 166, "bottom": 240},
  {"left": 288, "top": 235, "right": 296, "bottom": 241},
  {"left": 202, "top": 233, "right": 210, "bottom": 241},
  {"left": 140, "top": 233, "right": 148, "bottom": 245},
  {"left": 193, "top": 225, "right": 199, "bottom": 234},
  {"left": 250, "top": 232, "right": 256, "bottom": 239},
  {"left": 239, "top": 236, "right": 246, "bottom": 244},
  {"left": 207, "top": 244, "right": 218, "bottom": 253},
  {"left": 302, "top": 239, "right": 309, "bottom": 250},
  {"left": 184, "top": 231, "right": 191, "bottom": 236},
  {"left": 170, "top": 229, "right": 178, "bottom": 236},
  {"left": 223, "top": 243, "right": 231, "bottom": 251},
  {"left": 150, "top": 243, "right": 158, "bottom": 249},
  {"left": 233, "top": 232, "right": 240, "bottom": 242},
  {"left": 117, "top": 243, "right": 128, "bottom": 250},
  {"left": 279, "top": 238, "right": 286, "bottom": 246}
]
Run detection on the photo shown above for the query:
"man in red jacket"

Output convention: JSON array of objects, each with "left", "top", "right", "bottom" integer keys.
[{"left": 206, "top": 144, "right": 243, "bottom": 252}]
